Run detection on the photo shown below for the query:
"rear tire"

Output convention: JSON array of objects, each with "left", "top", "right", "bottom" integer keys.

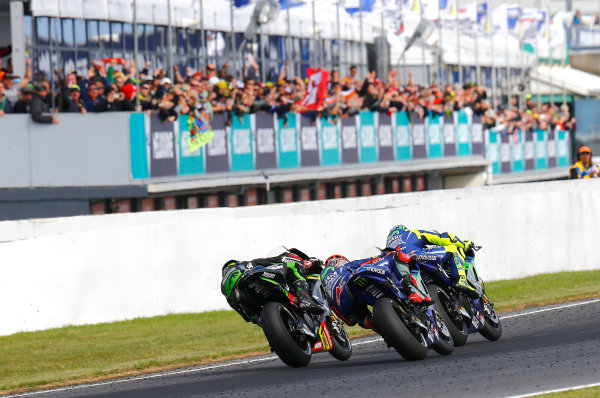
[
  {"left": 480, "top": 296, "right": 502, "bottom": 341},
  {"left": 372, "top": 298, "right": 428, "bottom": 361},
  {"left": 260, "top": 302, "right": 311, "bottom": 368},
  {"left": 427, "top": 283, "right": 469, "bottom": 347}
]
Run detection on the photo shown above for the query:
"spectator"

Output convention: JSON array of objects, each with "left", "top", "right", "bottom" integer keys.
[
  {"left": 12, "top": 84, "right": 34, "bottom": 113},
  {"left": 62, "top": 84, "right": 87, "bottom": 113},
  {"left": 1, "top": 58, "right": 32, "bottom": 104},
  {"left": 30, "top": 83, "right": 58, "bottom": 124},
  {"left": 569, "top": 146, "right": 598, "bottom": 179},
  {"left": 594, "top": 13, "right": 599, "bottom": 25},
  {"left": 572, "top": 9, "right": 582, "bottom": 26},
  {"left": 0, "top": 80, "right": 13, "bottom": 116}
]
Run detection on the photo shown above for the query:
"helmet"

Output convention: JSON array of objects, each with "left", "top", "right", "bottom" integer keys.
[
  {"left": 386, "top": 225, "right": 408, "bottom": 248},
  {"left": 325, "top": 254, "right": 349, "bottom": 268},
  {"left": 578, "top": 146, "right": 592, "bottom": 158}
]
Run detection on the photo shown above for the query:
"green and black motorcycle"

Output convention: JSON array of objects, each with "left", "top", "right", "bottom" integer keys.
[{"left": 221, "top": 248, "right": 352, "bottom": 368}]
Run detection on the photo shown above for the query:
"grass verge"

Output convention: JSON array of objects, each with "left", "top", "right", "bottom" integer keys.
[
  {"left": 1, "top": 270, "right": 599, "bottom": 395},
  {"left": 530, "top": 385, "right": 600, "bottom": 397}
]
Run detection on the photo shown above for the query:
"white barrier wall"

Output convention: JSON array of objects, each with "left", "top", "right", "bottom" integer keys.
[{"left": 1, "top": 179, "right": 599, "bottom": 336}]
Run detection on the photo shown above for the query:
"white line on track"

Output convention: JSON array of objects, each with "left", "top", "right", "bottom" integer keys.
[
  {"left": 6, "top": 298, "right": 600, "bottom": 398},
  {"left": 502, "top": 381, "right": 600, "bottom": 398}
]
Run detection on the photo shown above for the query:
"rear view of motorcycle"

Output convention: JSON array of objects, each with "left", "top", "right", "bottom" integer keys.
[
  {"left": 221, "top": 256, "right": 352, "bottom": 368},
  {"left": 417, "top": 245, "right": 502, "bottom": 346}
]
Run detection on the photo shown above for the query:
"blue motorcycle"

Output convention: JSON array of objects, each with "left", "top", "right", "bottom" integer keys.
[
  {"left": 322, "top": 251, "right": 454, "bottom": 360},
  {"left": 414, "top": 245, "right": 502, "bottom": 346}
]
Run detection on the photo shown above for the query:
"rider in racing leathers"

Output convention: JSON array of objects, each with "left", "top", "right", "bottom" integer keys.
[
  {"left": 320, "top": 251, "right": 431, "bottom": 330},
  {"left": 385, "top": 225, "right": 478, "bottom": 298},
  {"left": 221, "top": 248, "right": 325, "bottom": 324}
]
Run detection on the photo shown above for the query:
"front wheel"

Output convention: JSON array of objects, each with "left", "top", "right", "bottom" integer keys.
[
  {"left": 372, "top": 298, "right": 428, "bottom": 361},
  {"left": 431, "top": 310, "right": 454, "bottom": 355},
  {"left": 328, "top": 316, "right": 352, "bottom": 361},
  {"left": 260, "top": 302, "right": 312, "bottom": 368},
  {"left": 427, "top": 283, "right": 469, "bottom": 347},
  {"left": 480, "top": 294, "right": 502, "bottom": 341}
]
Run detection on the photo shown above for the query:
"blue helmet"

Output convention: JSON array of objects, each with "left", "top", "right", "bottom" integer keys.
[{"left": 386, "top": 225, "right": 408, "bottom": 249}]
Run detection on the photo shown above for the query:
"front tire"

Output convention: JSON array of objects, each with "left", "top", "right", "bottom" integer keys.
[
  {"left": 480, "top": 295, "right": 502, "bottom": 341},
  {"left": 427, "top": 283, "right": 469, "bottom": 347},
  {"left": 431, "top": 310, "right": 454, "bottom": 355},
  {"left": 328, "top": 316, "right": 352, "bottom": 361},
  {"left": 372, "top": 298, "right": 428, "bottom": 361},
  {"left": 260, "top": 302, "right": 312, "bottom": 368}
]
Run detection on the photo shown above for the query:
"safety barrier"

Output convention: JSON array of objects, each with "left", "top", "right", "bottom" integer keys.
[
  {"left": 130, "top": 110, "right": 571, "bottom": 180},
  {"left": 0, "top": 179, "right": 598, "bottom": 336}
]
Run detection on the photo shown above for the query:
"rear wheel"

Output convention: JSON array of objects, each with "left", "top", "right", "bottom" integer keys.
[
  {"left": 427, "top": 283, "right": 469, "bottom": 347},
  {"left": 480, "top": 294, "right": 502, "bottom": 341},
  {"left": 372, "top": 298, "right": 428, "bottom": 361},
  {"left": 328, "top": 316, "right": 352, "bottom": 361},
  {"left": 260, "top": 302, "right": 312, "bottom": 368}
]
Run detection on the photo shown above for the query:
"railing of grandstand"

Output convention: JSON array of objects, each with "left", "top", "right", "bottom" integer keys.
[{"left": 570, "top": 26, "right": 600, "bottom": 49}]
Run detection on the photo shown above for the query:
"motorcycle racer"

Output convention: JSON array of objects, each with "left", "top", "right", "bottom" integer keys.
[
  {"left": 386, "top": 225, "right": 478, "bottom": 298},
  {"left": 320, "top": 250, "right": 431, "bottom": 330},
  {"left": 221, "top": 248, "right": 325, "bottom": 324}
]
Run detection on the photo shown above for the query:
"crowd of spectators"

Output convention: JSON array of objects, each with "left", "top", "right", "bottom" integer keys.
[{"left": 0, "top": 55, "right": 575, "bottom": 135}]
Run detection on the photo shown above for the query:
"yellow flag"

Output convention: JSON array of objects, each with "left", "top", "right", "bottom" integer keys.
[{"left": 413, "top": 0, "right": 420, "bottom": 13}]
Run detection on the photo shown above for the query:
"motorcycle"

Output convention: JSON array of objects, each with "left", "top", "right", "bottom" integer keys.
[
  {"left": 222, "top": 250, "right": 352, "bottom": 368},
  {"left": 329, "top": 251, "right": 454, "bottom": 361},
  {"left": 414, "top": 245, "right": 502, "bottom": 347}
]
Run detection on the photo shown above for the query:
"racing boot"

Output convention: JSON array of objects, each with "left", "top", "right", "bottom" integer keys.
[
  {"left": 454, "top": 269, "right": 479, "bottom": 299},
  {"left": 291, "top": 281, "right": 325, "bottom": 314},
  {"left": 401, "top": 274, "right": 433, "bottom": 306}
]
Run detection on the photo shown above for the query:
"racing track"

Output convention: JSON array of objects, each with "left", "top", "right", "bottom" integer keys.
[{"left": 9, "top": 299, "right": 600, "bottom": 398}]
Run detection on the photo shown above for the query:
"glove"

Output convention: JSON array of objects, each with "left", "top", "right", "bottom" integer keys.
[{"left": 464, "top": 241, "right": 475, "bottom": 257}]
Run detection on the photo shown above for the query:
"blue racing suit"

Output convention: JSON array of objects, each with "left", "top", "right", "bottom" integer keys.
[{"left": 386, "top": 225, "right": 476, "bottom": 296}]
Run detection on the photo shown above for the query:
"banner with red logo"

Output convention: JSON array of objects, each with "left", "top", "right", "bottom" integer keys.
[{"left": 299, "top": 68, "right": 329, "bottom": 111}]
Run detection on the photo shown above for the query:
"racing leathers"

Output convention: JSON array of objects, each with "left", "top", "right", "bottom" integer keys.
[
  {"left": 386, "top": 225, "right": 478, "bottom": 298},
  {"left": 320, "top": 251, "right": 430, "bottom": 329},
  {"left": 221, "top": 250, "right": 324, "bottom": 324}
]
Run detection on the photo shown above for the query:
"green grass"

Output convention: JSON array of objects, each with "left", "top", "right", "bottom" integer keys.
[
  {"left": 1, "top": 270, "right": 600, "bottom": 395},
  {"left": 530, "top": 385, "right": 600, "bottom": 397}
]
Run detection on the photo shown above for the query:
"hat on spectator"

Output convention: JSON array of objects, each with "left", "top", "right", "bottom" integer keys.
[
  {"left": 192, "top": 72, "right": 203, "bottom": 79},
  {"left": 578, "top": 146, "right": 592, "bottom": 155},
  {"left": 120, "top": 83, "right": 137, "bottom": 100},
  {"left": 34, "top": 83, "right": 47, "bottom": 92},
  {"left": 161, "top": 77, "right": 172, "bottom": 85},
  {"left": 69, "top": 84, "right": 81, "bottom": 92},
  {"left": 113, "top": 72, "right": 126, "bottom": 81},
  {"left": 525, "top": 93, "right": 532, "bottom": 100},
  {"left": 21, "top": 84, "right": 35, "bottom": 94},
  {"left": 209, "top": 76, "right": 220, "bottom": 85}
]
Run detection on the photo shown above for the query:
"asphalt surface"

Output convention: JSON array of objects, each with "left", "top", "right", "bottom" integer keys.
[{"left": 10, "top": 299, "right": 600, "bottom": 398}]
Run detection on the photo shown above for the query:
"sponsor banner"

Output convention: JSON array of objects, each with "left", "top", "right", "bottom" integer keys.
[
  {"left": 178, "top": 115, "right": 205, "bottom": 175},
  {"left": 487, "top": 130, "right": 500, "bottom": 174},
  {"left": 500, "top": 134, "right": 512, "bottom": 173},
  {"left": 535, "top": 129, "right": 548, "bottom": 170},
  {"left": 149, "top": 114, "right": 177, "bottom": 178},
  {"left": 359, "top": 111, "right": 377, "bottom": 163},
  {"left": 299, "top": 114, "right": 320, "bottom": 167},
  {"left": 511, "top": 130, "right": 524, "bottom": 172},
  {"left": 230, "top": 113, "right": 254, "bottom": 172},
  {"left": 129, "top": 113, "right": 149, "bottom": 179},
  {"left": 443, "top": 114, "right": 456, "bottom": 157},
  {"left": 341, "top": 114, "right": 359, "bottom": 164},
  {"left": 524, "top": 130, "right": 535, "bottom": 171},
  {"left": 377, "top": 112, "right": 394, "bottom": 162},
  {"left": 411, "top": 114, "right": 427, "bottom": 159},
  {"left": 395, "top": 111, "right": 411, "bottom": 160},
  {"left": 254, "top": 112, "right": 277, "bottom": 170},
  {"left": 427, "top": 112, "right": 443, "bottom": 158},
  {"left": 320, "top": 117, "right": 341, "bottom": 166},
  {"left": 471, "top": 115, "right": 484, "bottom": 155},
  {"left": 556, "top": 129, "right": 570, "bottom": 167},
  {"left": 278, "top": 113, "right": 300, "bottom": 168},
  {"left": 205, "top": 113, "right": 230, "bottom": 173},
  {"left": 456, "top": 110, "right": 471, "bottom": 156},
  {"left": 546, "top": 129, "right": 557, "bottom": 169}
]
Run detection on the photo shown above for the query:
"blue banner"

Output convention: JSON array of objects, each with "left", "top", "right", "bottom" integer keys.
[
  {"left": 535, "top": 129, "right": 548, "bottom": 170},
  {"left": 129, "top": 113, "right": 149, "bottom": 179},
  {"left": 178, "top": 115, "right": 205, "bottom": 175},
  {"left": 456, "top": 111, "right": 471, "bottom": 156},
  {"left": 230, "top": 114, "right": 254, "bottom": 172},
  {"left": 278, "top": 113, "right": 300, "bottom": 169},
  {"left": 511, "top": 130, "right": 525, "bottom": 172},
  {"left": 320, "top": 117, "right": 341, "bottom": 166},
  {"left": 359, "top": 111, "right": 377, "bottom": 163},
  {"left": 427, "top": 112, "right": 443, "bottom": 158},
  {"left": 394, "top": 111, "right": 411, "bottom": 160}
]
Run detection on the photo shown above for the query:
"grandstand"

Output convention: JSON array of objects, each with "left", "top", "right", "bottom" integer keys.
[{"left": 0, "top": 0, "right": 599, "bottom": 220}]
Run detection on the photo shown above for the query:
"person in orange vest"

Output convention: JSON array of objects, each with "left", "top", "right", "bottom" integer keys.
[{"left": 569, "top": 146, "right": 599, "bottom": 179}]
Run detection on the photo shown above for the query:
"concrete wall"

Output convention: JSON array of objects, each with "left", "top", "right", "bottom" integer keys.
[{"left": 0, "top": 179, "right": 599, "bottom": 336}]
